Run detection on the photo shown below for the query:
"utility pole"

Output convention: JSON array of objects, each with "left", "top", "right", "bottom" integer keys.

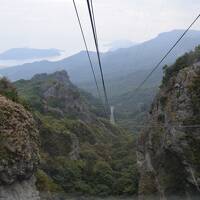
[{"left": 110, "top": 106, "right": 115, "bottom": 125}]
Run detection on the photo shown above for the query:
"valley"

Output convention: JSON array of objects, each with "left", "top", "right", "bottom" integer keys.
[{"left": 0, "top": 44, "right": 199, "bottom": 199}]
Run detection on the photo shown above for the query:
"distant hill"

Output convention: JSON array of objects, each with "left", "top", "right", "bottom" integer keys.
[
  {"left": 105, "top": 40, "right": 138, "bottom": 51},
  {"left": 0, "top": 48, "right": 61, "bottom": 60},
  {"left": 0, "top": 30, "right": 200, "bottom": 89}
]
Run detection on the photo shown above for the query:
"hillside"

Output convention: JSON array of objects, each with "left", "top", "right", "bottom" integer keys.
[
  {"left": 111, "top": 87, "right": 157, "bottom": 132},
  {"left": 137, "top": 46, "right": 200, "bottom": 199},
  {"left": 14, "top": 71, "right": 138, "bottom": 198},
  {"left": 15, "top": 71, "right": 94, "bottom": 120},
  {"left": 0, "top": 30, "right": 200, "bottom": 88}
]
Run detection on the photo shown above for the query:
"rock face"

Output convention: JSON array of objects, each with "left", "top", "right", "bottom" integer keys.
[
  {"left": 15, "top": 70, "right": 92, "bottom": 120},
  {"left": 0, "top": 95, "right": 40, "bottom": 199},
  {"left": 0, "top": 177, "right": 40, "bottom": 200},
  {"left": 137, "top": 63, "right": 200, "bottom": 199}
]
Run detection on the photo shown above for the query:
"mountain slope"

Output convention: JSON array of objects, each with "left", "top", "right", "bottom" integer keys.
[
  {"left": 14, "top": 71, "right": 139, "bottom": 198},
  {"left": 1, "top": 30, "right": 200, "bottom": 86},
  {"left": 15, "top": 71, "right": 93, "bottom": 120},
  {"left": 137, "top": 46, "right": 200, "bottom": 199}
]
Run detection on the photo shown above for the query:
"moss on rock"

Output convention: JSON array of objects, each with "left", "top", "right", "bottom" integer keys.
[{"left": 0, "top": 95, "right": 40, "bottom": 185}]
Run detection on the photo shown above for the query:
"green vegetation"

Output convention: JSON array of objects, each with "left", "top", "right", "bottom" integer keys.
[
  {"left": 15, "top": 78, "right": 50, "bottom": 112},
  {"left": 157, "top": 114, "right": 165, "bottom": 123},
  {"left": 112, "top": 87, "right": 157, "bottom": 132},
  {"left": 160, "top": 96, "right": 168, "bottom": 109},
  {"left": 0, "top": 77, "right": 31, "bottom": 110},
  {"left": 162, "top": 45, "right": 200, "bottom": 86},
  {"left": 38, "top": 112, "right": 139, "bottom": 196},
  {"left": 0, "top": 77, "right": 18, "bottom": 101},
  {"left": 182, "top": 61, "right": 200, "bottom": 126},
  {"left": 139, "top": 171, "right": 158, "bottom": 196},
  {"left": 36, "top": 169, "right": 63, "bottom": 193},
  {"left": 13, "top": 71, "right": 139, "bottom": 197},
  {"left": 189, "top": 73, "right": 200, "bottom": 114}
]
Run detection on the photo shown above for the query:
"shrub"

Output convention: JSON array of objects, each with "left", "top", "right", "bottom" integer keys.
[
  {"left": 158, "top": 114, "right": 165, "bottom": 123},
  {"left": 162, "top": 45, "right": 200, "bottom": 86},
  {"left": 160, "top": 96, "right": 168, "bottom": 108},
  {"left": 36, "top": 169, "right": 62, "bottom": 193},
  {"left": 0, "top": 77, "right": 18, "bottom": 101}
]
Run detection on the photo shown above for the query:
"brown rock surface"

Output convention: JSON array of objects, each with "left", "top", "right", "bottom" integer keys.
[{"left": 0, "top": 95, "right": 40, "bottom": 185}]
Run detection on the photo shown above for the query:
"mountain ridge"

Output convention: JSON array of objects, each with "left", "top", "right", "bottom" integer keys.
[
  {"left": 0, "top": 48, "right": 62, "bottom": 60},
  {"left": 1, "top": 30, "right": 200, "bottom": 86}
]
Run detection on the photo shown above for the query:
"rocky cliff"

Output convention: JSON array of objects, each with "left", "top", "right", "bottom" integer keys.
[
  {"left": 0, "top": 95, "right": 40, "bottom": 199},
  {"left": 15, "top": 70, "right": 92, "bottom": 120},
  {"left": 137, "top": 49, "right": 200, "bottom": 199}
]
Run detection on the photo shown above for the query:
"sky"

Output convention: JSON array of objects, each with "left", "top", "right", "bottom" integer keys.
[{"left": 0, "top": 0, "right": 200, "bottom": 56}]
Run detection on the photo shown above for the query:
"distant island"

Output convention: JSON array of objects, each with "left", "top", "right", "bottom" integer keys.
[{"left": 0, "top": 48, "right": 62, "bottom": 60}]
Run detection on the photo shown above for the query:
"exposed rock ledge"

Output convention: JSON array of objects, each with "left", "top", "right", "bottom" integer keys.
[{"left": 0, "top": 176, "right": 40, "bottom": 200}]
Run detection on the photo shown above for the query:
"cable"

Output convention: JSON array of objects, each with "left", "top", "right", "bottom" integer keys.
[
  {"left": 126, "top": 125, "right": 200, "bottom": 128},
  {"left": 72, "top": 0, "right": 100, "bottom": 100},
  {"left": 132, "top": 125, "right": 200, "bottom": 128},
  {"left": 118, "top": 119, "right": 200, "bottom": 128},
  {"left": 135, "top": 13, "right": 200, "bottom": 91},
  {"left": 90, "top": 0, "right": 97, "bottom": 45},
  {"left": 72, "top": 0, "right": 107, "bottom": 116},
  {"left": 87, "top": 0, "right": 109, "bottom": 111},
  {"left": 86, "top": 0, "right": 110, "bottom": 115}
]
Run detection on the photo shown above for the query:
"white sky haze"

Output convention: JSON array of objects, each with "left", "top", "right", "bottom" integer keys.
[{"left": 0, "top": 0, "right": 200, "bottom": 55}]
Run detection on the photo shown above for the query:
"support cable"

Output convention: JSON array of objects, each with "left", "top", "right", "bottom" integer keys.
[
  {"left": 72, "top": 0, "right": 107, "bottom": 116},
  {"left": 86, "top": 0, "right": 110, "bottom": 115}
]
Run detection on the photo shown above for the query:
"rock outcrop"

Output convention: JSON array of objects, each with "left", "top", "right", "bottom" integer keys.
[
  {"left": 137, "top": 62, "right": 200, "bottom": 199},
  {"left": 0, "top": 95, "right": 40, "bottom": 199},
  {"left": 0, "top": 177, "right": 39, "bottom": 200},
  {"left": 15, "top": 70, "right": 92, "bottom": 120}
]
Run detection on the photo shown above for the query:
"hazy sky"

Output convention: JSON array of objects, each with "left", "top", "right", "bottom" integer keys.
[{"left": 0, "top": 0, "right": 200, "bottom": 55}]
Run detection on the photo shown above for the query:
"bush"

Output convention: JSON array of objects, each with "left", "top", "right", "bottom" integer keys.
[
  {"left": 94, "top": 184, "right": 111, "bottom": 196},
  {"left": 160, "top": 96, "right": 168, "bottom": 108},
  {"left": 93, "top": 161, "right": 113, "bottom": 186},
  {"left": 188, "top": 74, "right": 200, "bottom": 114},
  {"left": 36, "top": 169, "right": 62, "bottom": 193},
  {"left": 162, "top": 45, "right": 200, "bottom": 86},
  {"left": 158, "top": 114, "right": 165, "bottom": 123},
  {"left": 0, "top": 77, "right": 18, "bottom": 101},
  {"left": 74, "top": 181, "right": 93, "bottom": 195}
]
